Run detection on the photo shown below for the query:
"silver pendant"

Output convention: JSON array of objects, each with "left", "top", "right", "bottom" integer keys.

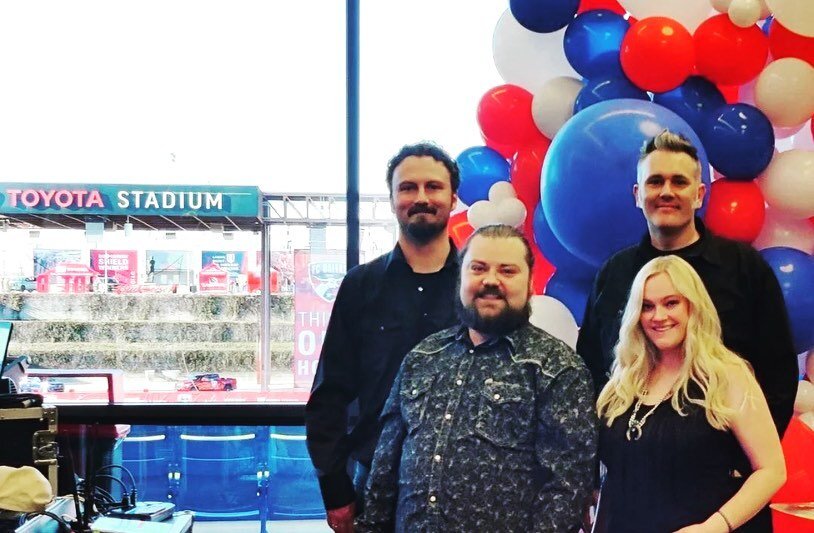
[{"left": 626, "top": 423, "right": 642, "bottom": 441}]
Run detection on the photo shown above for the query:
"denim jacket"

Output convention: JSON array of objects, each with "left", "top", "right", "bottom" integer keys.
[{"left": 357, "top": 323, "right": 598, "bottom": 533}]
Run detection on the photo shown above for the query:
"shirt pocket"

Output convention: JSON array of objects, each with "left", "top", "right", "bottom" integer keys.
[
  {"left": 474, "top": 380, "right": 534, "bottom": 449},
  {"left": 400, "top": 376, "right": 434, "bottom": 434}
]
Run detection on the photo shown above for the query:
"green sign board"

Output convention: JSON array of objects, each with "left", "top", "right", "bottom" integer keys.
[{"left": 0, "top": 183, "right": 261, "bottom": 218}]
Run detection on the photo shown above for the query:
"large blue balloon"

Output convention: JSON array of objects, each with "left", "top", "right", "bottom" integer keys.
[
  {"left": 698, "top": 103, "right": 775, "bottom": 180},
  {"left": 510, "top": 0, "right": 580, "bottom": 33},
  {"left": 760, "top": 247, "right": 814, "bottom": 354},
  {"left": 532, "top": 203, "right": 597, "bottom": 282},
  {"left": 574, "top": 77, "right": 650, "bottom": 113},
  {"left": 544, "top": 272, "right": 593, "bottom": 327},
  {"left": 564, "top": 10, "right": 629, "bottom": 80},
  {"left": 456, "top": 146, "right": 511, "bottom": 206},
  {"left": 653, "top": 76, "right": 726, "bottom": 136},
  {"left": 542, "top": 99, "right": 711, "bottom": 268}
]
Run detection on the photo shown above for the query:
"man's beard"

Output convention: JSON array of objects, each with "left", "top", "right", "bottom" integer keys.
[
  {"left": 399, "top": 204, "right": 448, "bottom": 245},
  {"left": 456, "top": 287, "right": 530, "bottom": 337}
]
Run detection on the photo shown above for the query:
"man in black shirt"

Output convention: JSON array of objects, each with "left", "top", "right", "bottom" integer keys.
[
  {"left": 578, "top": 130, "right": 797, "bottom": 437},
  {"left": 305, "top": 142, "right": 461, "bottom": 532},
  {"left": 577, "top": 131, "right": 798, "bottom": 531}
]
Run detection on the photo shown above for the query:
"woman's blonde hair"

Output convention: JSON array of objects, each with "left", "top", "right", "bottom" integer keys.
[{"left": 596, "top": 255, "right": 750, "bottom": 430}]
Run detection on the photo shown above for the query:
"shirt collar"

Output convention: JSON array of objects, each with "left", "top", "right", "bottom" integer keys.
[
  {"left": 636, "top": 217, "right": 723, "bottom": 266},
  {"left": 453, "top": 323, "right": 525, "bottom": 353},
  {"left": 384, "top": 238, "right": 459, "bottom": 273}
]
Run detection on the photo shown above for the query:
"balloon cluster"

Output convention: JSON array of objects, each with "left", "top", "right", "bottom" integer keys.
[{"left": 448, "top": 0, "right": 814, "bottom": 356}]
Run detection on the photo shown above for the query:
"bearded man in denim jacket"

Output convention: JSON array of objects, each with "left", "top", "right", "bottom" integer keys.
[{"left": 357, "top": 225, "right": 598, "bottom": 533}]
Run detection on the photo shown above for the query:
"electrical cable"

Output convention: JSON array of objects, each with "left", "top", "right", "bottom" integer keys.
[
  {"left": 95, "top": 465, "right": 136, "bottom": 492},
  {"left": 25, "top": 511, "right": 71, "bottom": 532}
]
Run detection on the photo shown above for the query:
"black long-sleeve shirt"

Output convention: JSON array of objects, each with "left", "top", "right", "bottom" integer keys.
[
  {"left": 576, "top": 219, "right": 797, "bottom": 438},
  {"left": 357, "top": 324, "right": 598, "bottom": 533},
  {"left": 304, "top": 243, "right": 459, "bottom": 510}
]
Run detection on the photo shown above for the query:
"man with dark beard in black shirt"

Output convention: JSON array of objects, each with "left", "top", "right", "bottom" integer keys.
[{"left": 306, "top": 142, "right": 461, "bottom": 533}]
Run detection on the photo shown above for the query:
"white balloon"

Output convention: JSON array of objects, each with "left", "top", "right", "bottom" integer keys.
[
  {"left": 755, "top": 58, "right": 814, "bottom": 128},
  {"left": 800, "top": 411, "right": 814, "bottom": 431},
  {"left": 488, "top": 181, "right": 517, "bottom": 202},
  {"left": 492, "top": 9, "right": 578, "bottom": 94},
  {"left": 711, "top": 0, "right": 733, "bottom": 13},
  {"left": 795, "top": 380, "right": 814, "bottom": 414},
  {"left": 467, "top": 200, "right": 495, "bottom": 230},
  {"left": 758, "top": 149, "right": 814, "bottom": 219},
  {"left": 729, "top": 0, "right": 762, "bottom": 27},
  {"left": 618, "top": 0, "right": 715, "bottom": 31},
  {"left": 753, "top": 207, "right": 814, "bottom": 253},
  {"left": 494, "top": 198, "right": 527, "bottom": 228},
  {"left": 764, "top": 0, "right": 814, "bottom": 37},
  {"left": 758, "top": 0, "right": 772, "bottom": 19},
  {"left": 531, "top": 76, "right": 583, "bottom": 139},
  {"left": 529, "top": 295, "right": 578, "bottom": 349}
]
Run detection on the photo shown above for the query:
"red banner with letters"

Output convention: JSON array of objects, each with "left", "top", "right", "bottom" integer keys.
[
  {"left": 90, "top": 250, "right": 138, "bottom": 285},
  {"left": 292, "top": 250, "right": 345, "bottom": 388}
]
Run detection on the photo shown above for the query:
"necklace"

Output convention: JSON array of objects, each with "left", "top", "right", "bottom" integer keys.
[{"left": 626, "top": 389, "right": 672, "bottom": 441}]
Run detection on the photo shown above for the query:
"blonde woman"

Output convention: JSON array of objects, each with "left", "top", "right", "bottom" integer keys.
[{"left": 595, "top": 256, "right": 785, "bottom": 533}]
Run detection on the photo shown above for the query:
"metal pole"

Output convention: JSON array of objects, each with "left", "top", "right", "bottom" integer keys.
[
  {"left": 260, "top": 216, "right": 270, "bottom": 393},
  {"left": 346, "top": 0, "right": 360, "bottom": 270}
]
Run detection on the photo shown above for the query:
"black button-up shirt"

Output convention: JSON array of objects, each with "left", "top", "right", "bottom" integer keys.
[
  {"left": 305, "top": 243, "right": 459, "bottom": 510},
  {"left": 357, "top": 324, "right": 598, "bottom": 533},
  {"left": 577, "top": 219, "right": 797, "bottom": 437}
]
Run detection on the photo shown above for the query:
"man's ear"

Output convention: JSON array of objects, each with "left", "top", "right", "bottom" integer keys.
[
  {"left": 694, "top": 182, "right": 706, "bottom": 210},
  {"left": 633, "top": 183, "right": 641, "bottom": 208},
  {"left": 451, "top": 193, "right": 458, "bottom": 212}
]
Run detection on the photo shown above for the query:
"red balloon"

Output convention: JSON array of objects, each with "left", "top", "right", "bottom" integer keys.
[
  {"left": 717, "top": 84, "right": 740, "bottom": 104},
  {"left": 578, "top": 0, "right": 625, "bottom": 15},
  {"left": 477, "top": 85, "right": 538, "bottom": 149},
  {"left": 704, "top": 179, "right": 766, "bottom": 243},
  {"left": 482, "top": 135, "right": 516, "bottom": 160},
  {"left": 448, "top": 210, "right": 475, "bottom": 249},
  {"left": 621, "top": 17, "right": 695, "bottom": 92},
  {"left": 694, "top": 15, "right": 768, "bottom": 86},
  {"left": 769, "top": 20, "right": 814, "bottom": 67},
  {"left": 511, "top": 135, "right": 551, "bottom": 236}
]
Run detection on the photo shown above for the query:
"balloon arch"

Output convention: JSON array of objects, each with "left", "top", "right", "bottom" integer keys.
[{"left": 445, "top": 1, "right": 814, "bottom": 526}]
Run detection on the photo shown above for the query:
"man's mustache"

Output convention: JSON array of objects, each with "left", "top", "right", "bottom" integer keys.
[
  {"left": 408, "top": 204, "right": 437, "bottom": 216},
  {"left": 476, "top": 286, "right": 505, "bottom": 299}
]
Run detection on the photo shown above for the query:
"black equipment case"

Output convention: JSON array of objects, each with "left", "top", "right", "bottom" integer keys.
[{"left": 0, "top": 405, "right": 58, "bottom": 495}]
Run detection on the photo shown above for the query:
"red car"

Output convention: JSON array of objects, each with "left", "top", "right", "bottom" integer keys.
[{"left": 176, "top": 373, "right": 236, "bottom": 392}]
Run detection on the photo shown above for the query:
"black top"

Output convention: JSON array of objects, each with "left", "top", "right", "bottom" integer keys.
[
  {"left": 599, "top": 390, "right": 749, "bottom": 533},
  {"left": 304, "top": 242, "right": 459, "bottom": 510},
  {"left": 577, "top": 219, "right": 797, "bottom": 437}
]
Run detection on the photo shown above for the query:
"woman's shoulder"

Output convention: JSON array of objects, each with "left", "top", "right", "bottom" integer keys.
[{"left": 719, "top": 360, "right": 760, "bottom": 410}]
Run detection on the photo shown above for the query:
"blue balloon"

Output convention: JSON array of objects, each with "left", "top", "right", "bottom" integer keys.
[
  {"left": 456, "top": 146, "right": 511, "bottom": 206},
  {"left": 699, "top": 103, "right": 775, "bottom": 180},
  {"left": 510, "top": 0, "right": 580, "bottom": 33},
  {"left": 542, "top": 99, "right": 711, "bottom": 267},
  {"left": 532, "top": 203, "right": 598, "bottom": 281},
  {"left": 760, "top": 247, "right": 814, "bottom": 354},
  {"left": 544, "top": 272, "right": 593, "bottom": 327},
  {"left": 564, "top": 10, "right": 630, "bottom": 80},
  {"left": 574, "top": 77, "right": 650, "bottom": 113},
  {"left": 653, "top": 76, "right": 726, "bottom": 136}
]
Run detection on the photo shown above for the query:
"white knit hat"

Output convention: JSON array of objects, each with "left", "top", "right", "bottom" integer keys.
[{"left": 0, "top": 466, "right": 53, "bottom": 512}]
